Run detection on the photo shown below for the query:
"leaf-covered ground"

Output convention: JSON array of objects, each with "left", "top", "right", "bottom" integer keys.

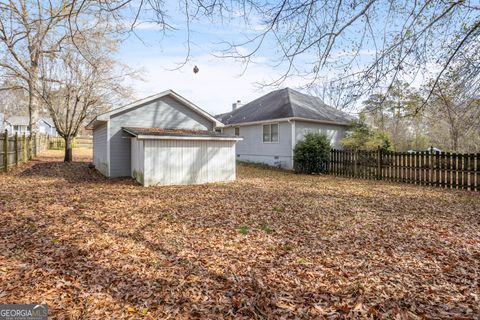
[{"left": 0, "top": 149, "right": 479, "bottom": 319}]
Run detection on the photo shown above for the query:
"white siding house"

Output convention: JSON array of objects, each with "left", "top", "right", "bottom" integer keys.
[
  {"left": 223, "top": 121, "right": 293, "bottom": 168},
  {"left": 86, "top": 90, "right": 241, "bottom": 186},
  {"left": 218, "top": 88, "right": 353, "bottom": 169},
  {"left": 3, "top": 116, "right": 58, "bottom": 136},
  {"left": 4, "top": 116, "right": 30, "bottom": 135},
  {"left": 38, "top": 118, "right": 58, "bottom": 136}
]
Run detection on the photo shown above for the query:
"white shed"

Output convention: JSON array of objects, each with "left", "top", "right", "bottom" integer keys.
[
  {"left": 125, "top": 128, "right": 241, "bottom": 186},
  {"left": 86, "top": 90, "right": 242, "bottom": 186}
]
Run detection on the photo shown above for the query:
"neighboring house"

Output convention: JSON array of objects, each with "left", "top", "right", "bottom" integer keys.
[
  {"left": 3, "top": 116, "right": 59, "bottom": 136},
  {"left": 216, "top": 88, "right": 354, "bottom": 169},
  {"left": 38, "top": 118, "right": 59, "bottom": 136},
  {"left": 4, "top": 116, "right": 30, "bottom": 135},
  {"left": 0, "top": 113, "right": 4, "bottom": 131},
  {"left": 86, "top": 90, "right": 241, "bottom": 186}
]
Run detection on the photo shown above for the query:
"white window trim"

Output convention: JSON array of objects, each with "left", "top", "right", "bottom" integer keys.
[{"left": 262, "top": 123, "right": 279, "bottom": 144}]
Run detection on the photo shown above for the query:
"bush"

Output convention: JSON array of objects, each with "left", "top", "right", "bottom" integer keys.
[
  {"left": 293, "top": 132, "right": 331, "bottom": 174},
  {"left": 341, "top": 121, "right": 394, "bottom": 151}
]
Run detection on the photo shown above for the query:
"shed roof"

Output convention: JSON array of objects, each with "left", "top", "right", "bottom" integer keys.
[
  {"left": 123, "top": 127, "right": 241, "bottom": 141},
  {"left": 40, "top": 118, "right": 55, "bottom": 127},
  {"left": 216, "top": 88, "right": 354, "bottom": 126}
]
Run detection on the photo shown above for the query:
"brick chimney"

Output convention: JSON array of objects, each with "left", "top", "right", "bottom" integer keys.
[{"left": 232, "top": 100, "right": 243, "bottom": 111}]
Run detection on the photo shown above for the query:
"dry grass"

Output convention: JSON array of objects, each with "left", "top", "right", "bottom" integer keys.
[{"left": 0, "top": 149, "right": 479, "bottom": 319}]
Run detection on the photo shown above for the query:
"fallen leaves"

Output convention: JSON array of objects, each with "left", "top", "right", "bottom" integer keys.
[{"left": 0, "top": 149, "right": 479, "bottom": 319}]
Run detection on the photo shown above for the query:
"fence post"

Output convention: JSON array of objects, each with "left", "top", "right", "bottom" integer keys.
[
  {"left": 23, "top": 133, "right": 27, "bottom": 163},
  {"left": 33, "top": 133, "right": 37, "bottom": 157},
  {"left": 429, "top": 146, "right": 434, "bottom": 185},
  {"left": 14, "top": 133, "right": 18, "bottom": 166},
  {"left": 353, "top": 150, "right": 357, "bottom": 178},
  {"left": 377, "top": 147, "right": 382, "bottom": 180},
  {"left": 27, "top": 134, "right": 30, "bottom": 160},
  {"left": 3, "top": 130, "right": 8, "bottom": 172}
]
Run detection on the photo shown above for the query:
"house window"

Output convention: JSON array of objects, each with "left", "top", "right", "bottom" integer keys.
[
  {"left": 234, "top": 127, "right": 240, "bottom": 136},
  {"left": 263, "top": 123, "right": 279, "bottom": 143},
  {"left": 13, "top": 125, "right": 19, "bottom": 132}
]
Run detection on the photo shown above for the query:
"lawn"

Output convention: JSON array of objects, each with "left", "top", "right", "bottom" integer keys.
[{"left": 0, "top": 149, "right": 479, "bottom": 319}]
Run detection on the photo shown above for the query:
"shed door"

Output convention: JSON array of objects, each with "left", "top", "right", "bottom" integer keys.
[{"left": 143, "top": 139, "right": 236, "bottom": 186}]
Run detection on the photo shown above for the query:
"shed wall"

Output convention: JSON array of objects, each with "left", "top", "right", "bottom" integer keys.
[
  {"left": 143, "top": 139, "right": 236, "bottom": 186},
  {"left": 109, "top": 96, "right": 214, "bottom": 177},
  {"left": 93, "top": 123, "right": 109, "bottom": 176},
  {"left": 131, "top": 138, "right": 144, "bottom": 184}
]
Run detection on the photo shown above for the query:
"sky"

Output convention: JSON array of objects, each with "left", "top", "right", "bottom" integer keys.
[
  {"left": 114, "top": 1, "right": 447, "bottom": 116},
  {"left": 116, "top": 4, "right": 314, "bottom": 116}
]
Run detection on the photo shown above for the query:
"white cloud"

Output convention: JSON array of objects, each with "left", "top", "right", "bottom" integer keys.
[{"left": 128, "top": 21, "right": 174, "bottom": 31}]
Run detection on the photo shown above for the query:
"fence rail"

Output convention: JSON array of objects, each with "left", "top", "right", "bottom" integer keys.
[
  {"left": 48, "top": 136, "right": 92, "bottom": 150},
  {"left": 329, "top": 149, "right": 480, "bottom": 191},
  {"left": 0, "top": 131, "right": 49, "bottom": 172}
]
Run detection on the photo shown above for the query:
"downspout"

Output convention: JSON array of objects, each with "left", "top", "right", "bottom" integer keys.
[
  {"left": 288, "top": 119, "right": 295, "bottom": 169},
  {"left": 107, "top": 119, "right": 111, "bottom": 177}
]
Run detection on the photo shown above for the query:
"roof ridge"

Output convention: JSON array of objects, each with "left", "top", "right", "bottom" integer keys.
[{"left": 284, "top": 87, "right": 295, "bottom": 117}]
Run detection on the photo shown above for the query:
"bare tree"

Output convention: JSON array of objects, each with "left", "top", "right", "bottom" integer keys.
[
  {"left": 424, "top": 72, "right": 480, "bottom": 152},
  {"left": 3, "top": 1, "right": 477, "bottom": 140},
  {"left": 0, "top": 81, "right": 29, "bottom": 116},
  {"left": 216, "top": 1, "right": 479, "bottom": 106},
  {"left": 359, "top": 74, "right": 479, "bottom": 153},
  {"left": 36, "top": 34, "right": 135, "bottom": 162},
  {"left": 0, "top": 1, "right": 77, "bottom": 133},
  {"left": 0, "top": 0, "right": 125, "bottom": 131},
  {"left": 84, "top": 1, "right": 479, "bottom": 110},
  {"left": 310, "top": 77, "right": 360, "bottom": 110}
]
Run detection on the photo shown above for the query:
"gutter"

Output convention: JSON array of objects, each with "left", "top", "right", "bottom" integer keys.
[
  {"left": 222, "top": 117, "right": 352, "bottom": 128},
  {"left": 135, "top": 135, "right": 243, "bottom": 141}
]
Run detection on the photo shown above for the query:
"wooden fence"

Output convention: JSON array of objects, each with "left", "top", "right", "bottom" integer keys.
[
  {"left": 48, "top": 136, "right": 92, "bottom": 150},
  {"left": 0, "top": 131, "right": 49, "bottom": 172},
  {"left": 330, "top": 149, "right": 480, "bottom": 191}
]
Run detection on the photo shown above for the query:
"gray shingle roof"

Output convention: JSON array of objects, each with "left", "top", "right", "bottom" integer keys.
[{"left": 216, "top": 88, "right": 354, "bottom": 125}]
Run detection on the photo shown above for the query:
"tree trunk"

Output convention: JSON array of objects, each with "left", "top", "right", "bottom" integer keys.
[
  {"left": 450, "top": 125, "right": 459, "bottom": 152},
  {"left": 64, "top": 136, "right": 73, "bottom": 162}
]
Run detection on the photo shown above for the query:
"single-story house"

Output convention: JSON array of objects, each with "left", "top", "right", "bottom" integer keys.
[
  {"left": 4, "top": 116, "right": 30, "bottom": 135},
  {"left": 2, "top": 115, "right": 59, "bottom": 136},
  {"left": 38, "top": 118, "right": 59, "bottom": 136},
  {"left": 216, "top": 88, "right": 354, "bottom": 169},
  {"left": 86, "top": 90, "right": 241, "bottom": 187}
]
